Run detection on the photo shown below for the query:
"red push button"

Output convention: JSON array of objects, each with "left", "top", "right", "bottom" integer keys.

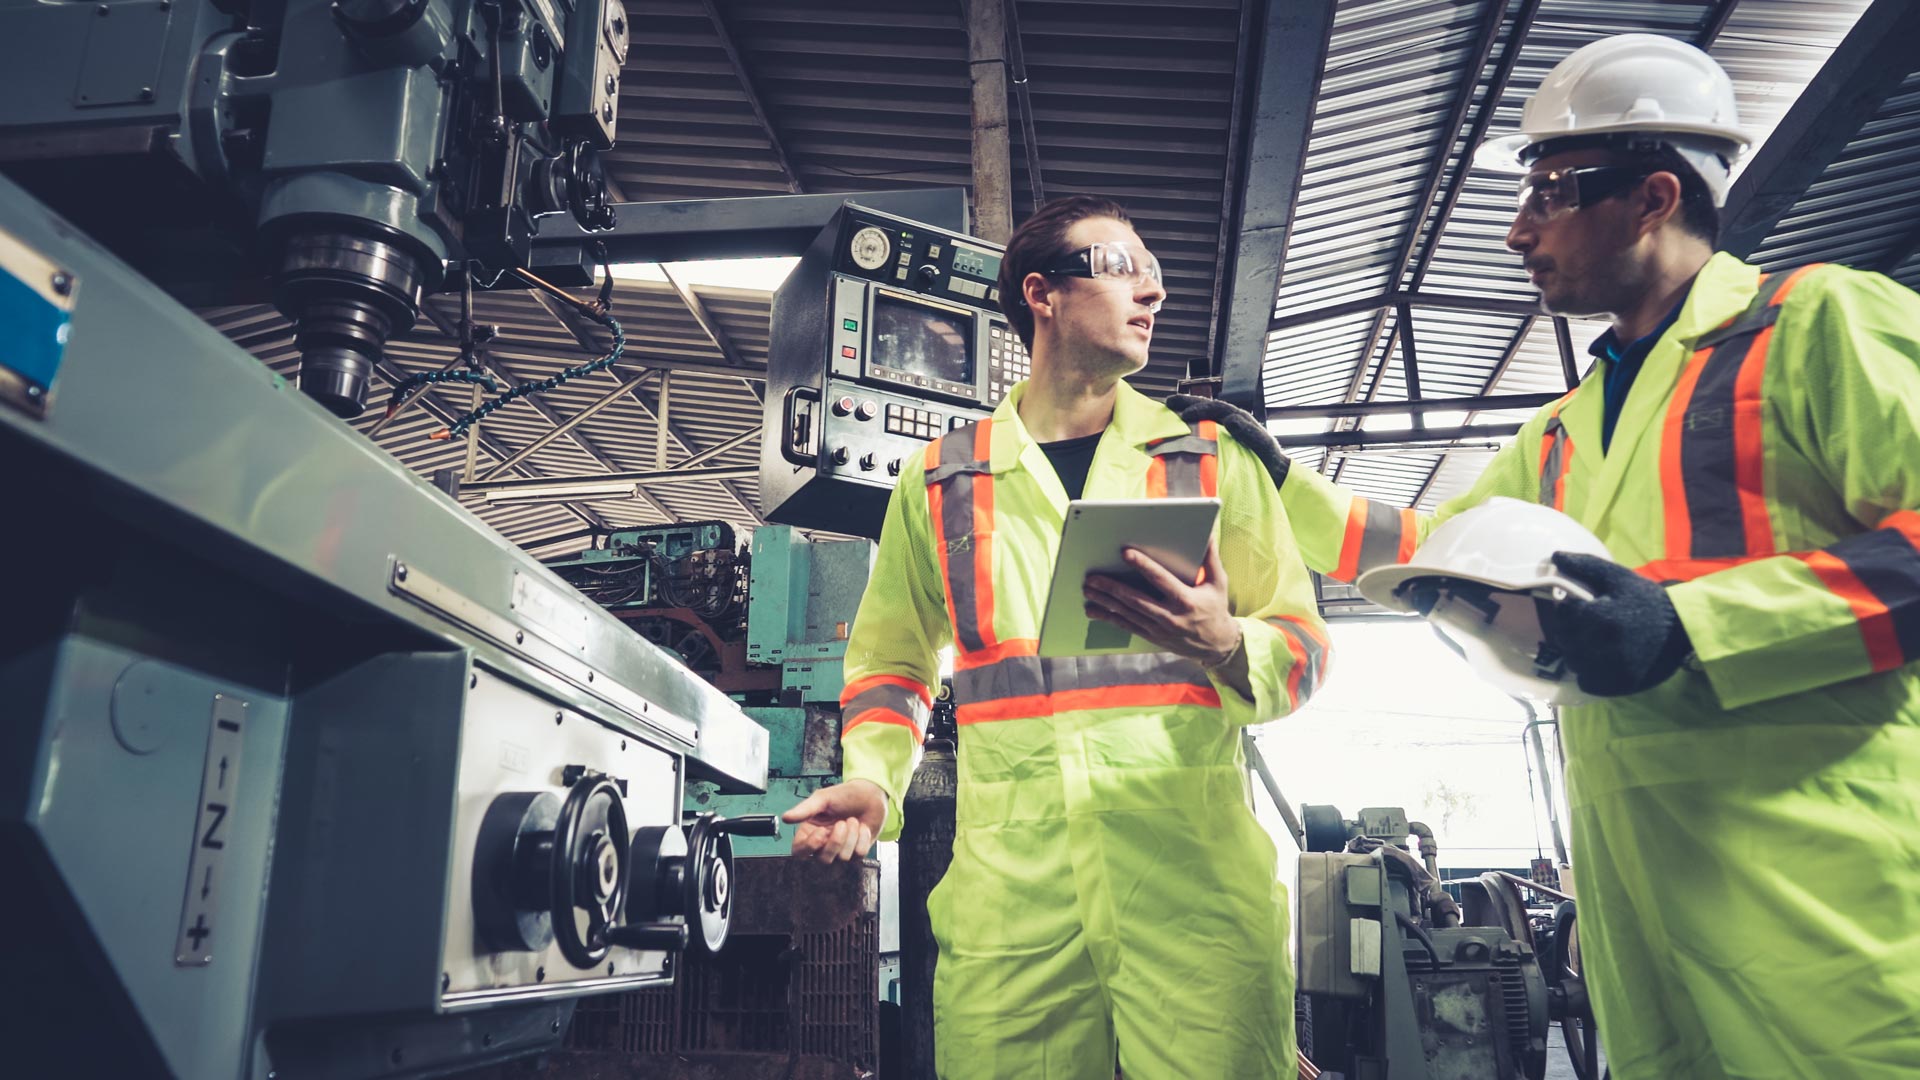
[{"left": 842, "top": 345, "right": 857, "bottom": 359}]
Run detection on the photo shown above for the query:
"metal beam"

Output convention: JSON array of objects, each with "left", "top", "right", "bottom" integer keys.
[
  {"left": 1003, "top": 0, "right": 1046, "bottom": 212},
  {"left": 1344, "top": 0, "right": 1515, "bottom": 404},
  {"left": 1271, "top": 289, "right": 1544, "bottom": 332},
  {"left": 369, "top": 359, "right": 607, "bottom": 530},
  {"left": 1213, "top": 0, "right": 1337, "bottom": 414},
  {"left": 458, "top": 465, "right": 760, "bottom": 495},
  {"left": 966, "top": 0, "right": 1014, "bottom": 243},
  {"left": 659, "top": 265, "right": 766, "bottom": 405},
  {"left": 1874, "top": 213, "right": 1920, "bottom": 275},
  {"left": 415, "top": 299, "right": 681, "bottom": 519},
  {"left": 700, "top": 0, "right": 805, "bottom": 195},
  {"left": 1267, "top": 391, "right": 1563, "bottom": 421},
  {"left": 1553, "top": 317, "right": 1579, "bottom": 389},
  {"left": 1720, "top": 0, "right": 1920, "bottom": 259},
  {"left": 528, "top": 189, "right": 971, "bottom": 281},
  {"left": 528, "top": 289, "right": 767, "bottom": 526},
  {"left": 1277, "top": 423, "right": 1526, "bottom": 448},
  {"left": 479, "top": 371, "right": 650, "bottom": 482},
  {"left": 1695, "top": 0, "right": 1741, "bottom": 48}
]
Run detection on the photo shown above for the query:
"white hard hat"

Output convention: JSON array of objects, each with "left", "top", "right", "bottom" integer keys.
[
  {"left": 1357, "top": 497, "right": 1612, "bottom": 705},
  {"left": 1480, "top": 33, "right": 1750, "bottom": 205}
]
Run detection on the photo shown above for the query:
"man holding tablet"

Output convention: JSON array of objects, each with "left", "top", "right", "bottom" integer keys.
[{"left": 784, "top": 195, "right": 1329, "bottom": 1079}]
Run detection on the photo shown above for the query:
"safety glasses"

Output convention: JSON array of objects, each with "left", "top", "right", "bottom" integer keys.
[
  {"left": 1040, "top": 242, "right": 1163, "bottom": 289},
  {"left": 1516, "top": 166, "right": 1652, "bottom": 223}
]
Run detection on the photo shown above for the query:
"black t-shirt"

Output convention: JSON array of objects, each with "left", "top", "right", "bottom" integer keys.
[{"left": 1039, "top": 431, "right": 1103, "bottom": 501}]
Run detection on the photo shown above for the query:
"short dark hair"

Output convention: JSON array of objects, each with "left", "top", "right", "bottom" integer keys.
[
  {"left": 1526, "top": 135, "right": 1721, "bottom": 244},
  {"left": 996, "top": 195, "right": 1133, "bottom": 349}
]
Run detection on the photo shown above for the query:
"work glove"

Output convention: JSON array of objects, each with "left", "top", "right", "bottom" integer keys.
[
  {"left": 1167, "top": 393, "right": 1294, "bottom": 490},
  {"left": 1540, "top": 552, "right": 1693, "bottom": 697}
]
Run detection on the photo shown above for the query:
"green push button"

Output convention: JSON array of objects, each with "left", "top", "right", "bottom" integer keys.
[{"left": 843, "top": 318, "right": 858, "bottom": 331}]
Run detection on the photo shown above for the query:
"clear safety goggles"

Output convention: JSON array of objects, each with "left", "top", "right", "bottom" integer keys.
[
  {"left": 1042, "top": 241, "right": 1163, "bottom": 289},
  {"left": 1516, "top": 165, "right": 1652, "bottom": 224}
]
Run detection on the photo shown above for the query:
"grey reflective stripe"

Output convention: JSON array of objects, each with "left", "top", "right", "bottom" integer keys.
[
  {"left": 1539, "top": 415, "right": 1568, "bottom": 509},
  {"left": 1271, "top": 618, "right": 1327, "bottom": 694},
  {"left": 1692, "top": 273, "right": 1793, "bottom": 350},
  {"left": 844, "top": 682, "right": 929, "bottom": 736},
  {"left": 925, "top": 460, "right": 991, "bottom": 485},
  {"left": 952, "top": 651, "right": 1211, "bottom": 704},
  {"left": 1149, "top": 421, "right": 1218, "bottom": 498},
  {"left": 930, "top": 423, "right": 992, "bottom": 653},
  {"left": 1356, "top": 498, "right": 1407, "bottom": 575},
  {"left": 1147, "top": 434, "right": 1217, "bottom": 456}
]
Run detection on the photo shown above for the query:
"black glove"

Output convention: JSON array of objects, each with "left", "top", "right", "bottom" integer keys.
[
  {"left": 1540, "top": 552, "right": 1692, "bottom": 697},
  {"left": 1167, "top": 393, "right": 1294, "bottom": 490}
]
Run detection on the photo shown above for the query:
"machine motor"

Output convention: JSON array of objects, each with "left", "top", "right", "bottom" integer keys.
[{"left": 761, "top": 203, "right": 1027, "bottom": 537}]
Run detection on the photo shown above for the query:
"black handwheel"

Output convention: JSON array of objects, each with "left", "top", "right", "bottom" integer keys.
[
  {"left": 1546, "top": 899, "right": 1602, "bottom": 1080},
  {"left": 683, "top": 812, "right": 735, "bottom": 953},
  {"left": 550, "top": 773, "right": 630, "bottom": 969},
  {"left": 1302, "top": 804, "right": 1348, "bottom": 852}
]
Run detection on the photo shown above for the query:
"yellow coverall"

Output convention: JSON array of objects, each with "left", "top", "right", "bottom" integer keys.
[
  {"left": 839, "top": 380, "right": 1329, "bottom": 1079},
  {"left": 1282, "top": 253, "right": 1920, "bottom": 1079}
]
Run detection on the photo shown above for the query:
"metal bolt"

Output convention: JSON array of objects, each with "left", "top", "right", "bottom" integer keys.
[
  {"left": 604, "top": 74, "right": 616, "bottom": 96},
  {"left": 49, "top": 271, "right": 71, "bottom": 295},
  {"left": 395, "top": 563, "right": 409, "bottom": 580},
  {"left": 607, "top": 962, "right": 615, "bottom": 976},
  {"left": 96, "top": 4, "right": 108, "bottom": 14},
  {"left": 482, "top": 1033, "right": 494, "bottom": 1047},
  {"left": 537, "top": 966, "right": 546, "bottom": 983},
  {"left": 470, "top": 673, "right": 478, "bottom": 689},
  {"left": 515, "top": 630, "right": 524, "bottom": 644},
  {"left": 550, "top": 1019, "right": 561, "bottom": 1033},
  {"left": 601, "top": 101, "right": 614, "bottom": 123},
  {"left": 441, "top": 972, "right": 450, "bottom": 992},
  {"left": 588, "top": 672, "right": 595, "bottom": 682},
  {"left": 555, "top": 710, "right": 564, "bottom": 725},
  {"left": 139, "top": 87, "right": 154, "bottom": 102},
  {"left": 25, "top": 385, "right": 42, "bottom": 398},
  {"left": 620, "top": 740, "right": 626, "bottom": 751},
  {"left": 390, "top": 1047, "right": 405, "bottom": 1065}
]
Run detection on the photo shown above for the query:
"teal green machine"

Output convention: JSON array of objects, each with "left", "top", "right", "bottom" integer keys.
[{"left": 547, "top": 521, "right": 873, "bottom": 856}]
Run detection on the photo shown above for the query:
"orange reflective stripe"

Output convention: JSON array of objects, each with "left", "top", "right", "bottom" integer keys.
[
  {"left": 1146, "top": 456, "right": 1168, "bottom": 498},
  {"left": 840, "top": 674, "right": 933, "bottom": 741},
  {"left": 1334, "top": 498, "right": 1368, "bottom": 582},
  {"left": 1396, "top": 507, "right": 1418, "bottom": 562},
  {"left": 971, "top": 420, "right": 999, "bottom": 649},
  {"left": 957, "top": 682, "right": 1222, "bottom": 725},
  {"left": 1635, "top": 555, "right": 1771, "bottom": 582},
  {"left": 1199, "top": 420, "right": 1220, "bottom": 496},
  {"left": 1661, "top": 343, "right": 1713, "bottom": 558},
  {"left": 1802, "top": 550, "right": 1902, "bottom": 672}
]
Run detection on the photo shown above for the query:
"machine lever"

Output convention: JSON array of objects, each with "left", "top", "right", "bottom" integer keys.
[
  {"left": 604, "top": 921, "right": 690, "bottom": 952},
  {"left": 714, "top": 814, "right": 781, "bottom": 838}
]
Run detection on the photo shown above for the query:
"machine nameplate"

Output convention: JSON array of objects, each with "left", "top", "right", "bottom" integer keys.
[
  {"left": 511, "top": 568, "right": 590, "bottom": 654},
  {"left": 390, "top": 557, "right": 698, "bottom": 745},
  {"left": 174, "top": 694, "right": 248, "bottom": 966},
  {"left": 0, "top": 224, "right": 75, "bottom": 418},
  {"left": 1350, "top": 917, "right": 1382, "bottom": 979}
]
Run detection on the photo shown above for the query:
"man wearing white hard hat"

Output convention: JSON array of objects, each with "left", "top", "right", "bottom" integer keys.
[{"left": 1193, "top": 31, "right": 1920, "bottom": 1080}]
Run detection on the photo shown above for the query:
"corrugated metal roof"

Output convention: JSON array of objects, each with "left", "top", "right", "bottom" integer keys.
[
  {"left": 190, "top": 0, "right": 1914, "bottom": 564},
  {"left": 1261, "top": 0, "right": 1882, "bottom": 522}
]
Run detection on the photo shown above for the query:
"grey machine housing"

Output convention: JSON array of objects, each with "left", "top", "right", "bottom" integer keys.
[{"left": 0, "top": 164, "right": 768, "bottom": 1078}]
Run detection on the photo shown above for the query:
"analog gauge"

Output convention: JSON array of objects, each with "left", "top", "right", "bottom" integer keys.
[{"left": 849, "top": 226, "right": 892, "bottom": 270}]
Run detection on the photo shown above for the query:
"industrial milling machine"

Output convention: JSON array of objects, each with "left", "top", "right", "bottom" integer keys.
[{"left": 0, "top": 2, "right": 788, "bottom": 1077}]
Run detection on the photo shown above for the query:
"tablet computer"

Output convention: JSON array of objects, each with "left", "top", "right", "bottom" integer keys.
[{"left": 1036, "top": 497, "right": 1222, "bottom": 657}]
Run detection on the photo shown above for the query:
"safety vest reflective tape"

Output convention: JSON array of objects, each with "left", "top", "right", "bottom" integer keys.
[
  {"left": 1659, "top": 265, "right": 1820, "bottom": 561},
  {"left": 840, "top": 673, "right": 933, "bottom": 741},
  {"left": 1268, "top": 614, "right": 1331, "bottom": 711},
  {"left": 1332, "top": 497, "right": 1417, "bottom": 583},
  {"left": 1538, "top": 397, "right": 1575, "bottom": 512},
  {"left": 926, "top": 416, "right": 1227, "bottom": 724}
]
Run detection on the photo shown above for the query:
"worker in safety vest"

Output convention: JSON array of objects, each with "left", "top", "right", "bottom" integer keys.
[
  {"left": 1257, "top": 35, "right": 1920, "bottom": 1079},
  {"left": 784, "top": 195, "right": 1329, "bottom": 1079}
]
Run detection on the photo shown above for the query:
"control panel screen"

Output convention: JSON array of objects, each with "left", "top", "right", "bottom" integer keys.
[
  {"left": 871, "top": 292, "right": 974, "bottom": 386},
  {"left": 950, "top": 241, "right": 1001, "bottom": 281}
]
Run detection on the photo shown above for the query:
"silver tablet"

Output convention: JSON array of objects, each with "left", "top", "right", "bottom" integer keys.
[{"left": 1036, "top": 497, "right": 1222, "bottom": 657}]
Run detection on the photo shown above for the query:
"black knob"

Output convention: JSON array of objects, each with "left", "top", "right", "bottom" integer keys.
[
  {"left": 917, "top": 264, "right": 939, "bottom": 283},
  {"left": 887, "top": 458, "right": 901, "bottom": 477},
  {"left": 604, "top": 922, "right": 689, "bottom": 952},
  {"left": 830, "top": 446, "right": 849, "bottom": 466},
  {"left": 858, "top": 452, "right": 876, "bottom": 471},
  {"left": 714, "top": 814, "right": 782, "bottom": 838}
]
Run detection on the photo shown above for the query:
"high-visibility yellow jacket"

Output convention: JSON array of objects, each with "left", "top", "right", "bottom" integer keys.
[
  {"left": 839, "top": 378, "right": 1327, "bottom": 1079},
  {"left": 1282, "top": 252, "right": 1920, "bottom": 1080}
]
